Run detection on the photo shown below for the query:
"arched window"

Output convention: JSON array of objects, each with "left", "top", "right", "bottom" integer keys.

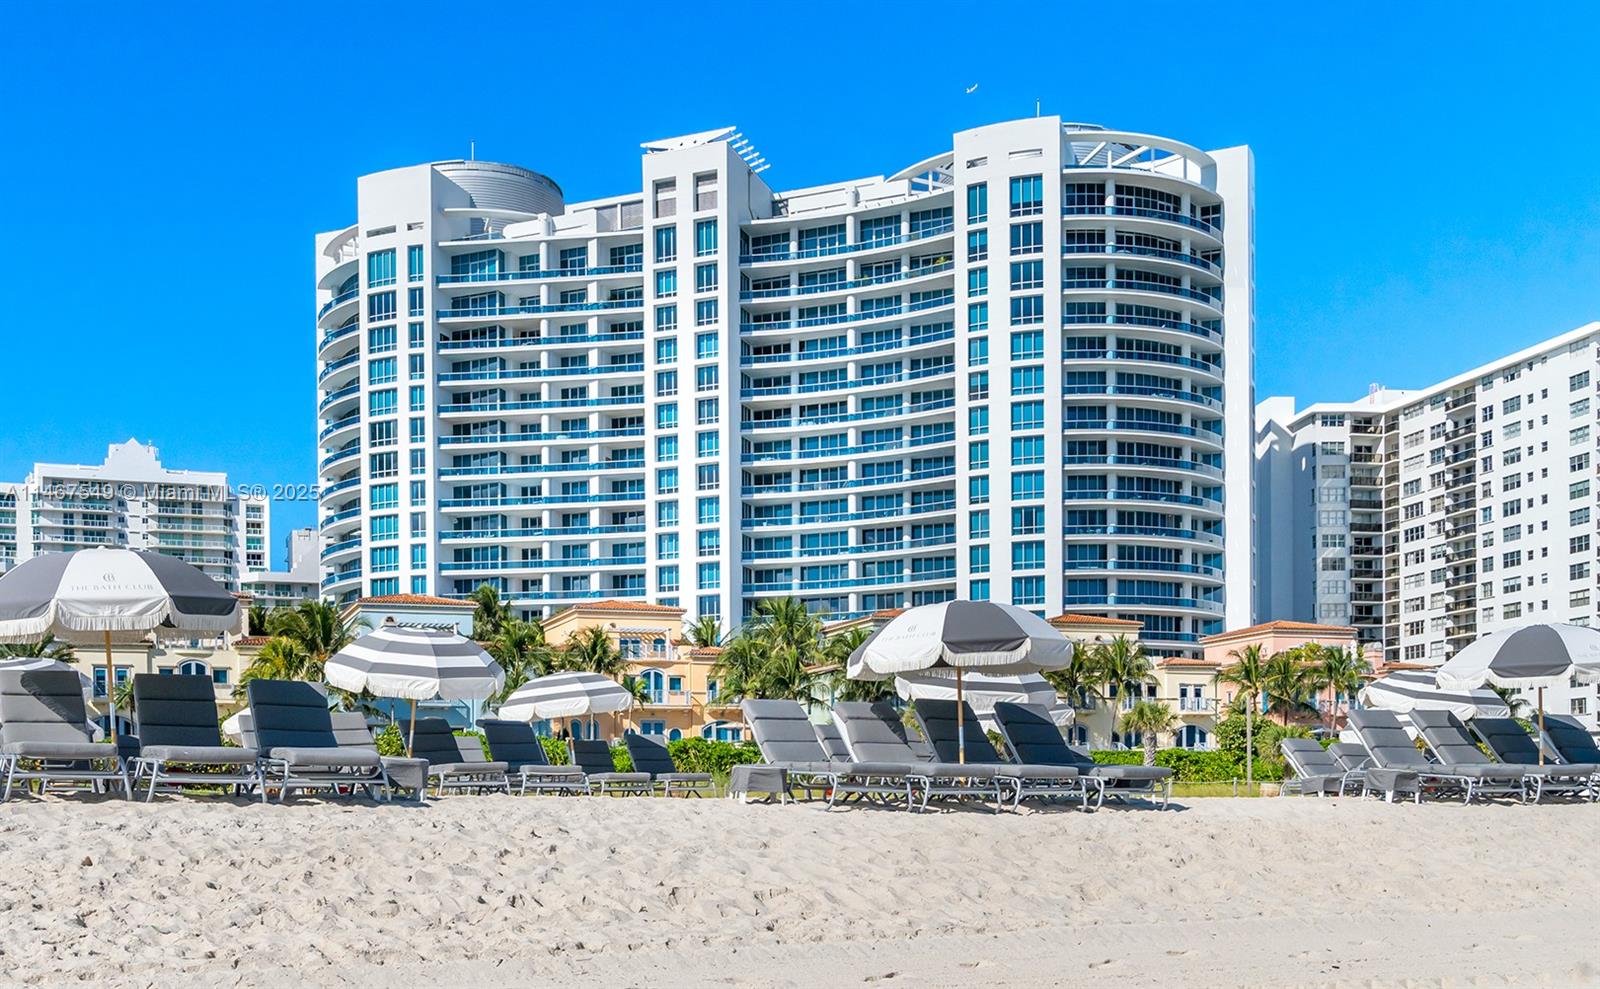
[
  {"left": 1066, "top": 723, "right": 1089, "bottom": 747},
  {"left": 178, "top": 660, "right": 208, "bottom": 678},
  {"left": 639, "top": 669, "right": 665, "bottom": 704},
  {"left": 1174, "top": 725, "right": 1209, "bottom": 750},
  {"left": 667, "top": 728, "right": 682, "bottom": 741}
]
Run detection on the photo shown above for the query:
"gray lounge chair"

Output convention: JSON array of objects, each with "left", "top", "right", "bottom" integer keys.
[
  {"left": 128, "top": 673, "right": 263, "bottom": 802},
  {"left": 813, "top": 720, "right": 853, "bottom": 762},
  {"left": 407, "top": 718, "right": 509, "bottom": 795},
  {"left": 1326, "top": 742, "right": 1375, "bottom": 792},
  {"left": 1279, "top": 738, "right": 1359, "bottom": 797},
  {"left": 991, "top": 702, "right": 1172, "bottom": 809},
  {"left": 1540, "top": 715, "right": 1600, "bottom": 774},
  {"left": 911, "top": 699, "right": 1084, "bottom": 810},
  {"left": 833, "top": 701, "right": 1005, "bottom": 812},
  {"left": 478, "top": 718, "right": 588, "bottom": 795},
  {"left": 0, "top": 669, "right": 130, "bottom": 800},
  {"left": 623, "top": 732, "right": 715, "bottom": 796},
  {"left": 246, "top": 679, "right": 388, "bottom": 801},
  {"left": 568, "top": 738, "right": 654, "bottom": 795},
  {"left": 1346, "top": 709, "right": 1476, "bottom": 803},
  {"left": 742, "top": 699, "right": 918, "bottom": 808},
  {"left": 1470, "top": 717, "right": 1597, "bottom": 801},
  {"left": 328, "top": 711, "right": 427, "bottom": 801},
  {"left": 1408, "top": 710, "right": 1542, "bottom": 802}
]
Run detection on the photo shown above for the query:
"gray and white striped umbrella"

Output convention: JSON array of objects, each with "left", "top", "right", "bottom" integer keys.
[
  {"left": 496, "top": 670, "right": 632, "bottom": 722},
  {"left": 1359, "top": 669, "right": 1510, "bottom": 721},
  {"left": 894, "top": 670, "right": 1075, "bottom": 727},
  {"left": 0, "top": 547, "right": 244, "bottom": 643},
  {"left": 1435, "top": 623, "right": 1600, "bottom": 691},
  {"left": 847, "top": 601, "right": 1072, "bottom": 679},
  {"left": 325, "top": 625, "right": 503, "bottom": 701}
]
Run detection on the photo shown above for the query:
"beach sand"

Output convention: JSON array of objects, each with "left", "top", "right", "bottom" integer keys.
[{"left": 0, "top": 793, "right": 1591, "bottom": 987}]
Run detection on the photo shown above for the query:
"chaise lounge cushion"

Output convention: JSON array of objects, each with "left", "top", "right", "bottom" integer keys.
[
  {"left": 267, "top": 745, "right": 383, "bottom": 770},
  {"left": 2, "top": 739, "right": 119, "bottom": 760},
  {"left": 138, "top": 744, "right": 258, "bottom": 765},
  {"left": 913, "top": 700, "right": 1079, "bottom": 781}
]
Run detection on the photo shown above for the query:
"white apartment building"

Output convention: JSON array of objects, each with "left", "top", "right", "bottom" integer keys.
[
  {"left": 6, "top": 440, "right": 268, "bottom": 590},
  {"left": 1256, "top": 322, "right": 1600, "bottom": 728},
  {"left": 315, "top": 117, "right": 1255, "bottom": 652},
  {"left": 239, "top": 527, "right": 320, "bottom": 610}
]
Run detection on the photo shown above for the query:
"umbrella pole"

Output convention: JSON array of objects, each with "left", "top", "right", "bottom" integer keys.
[
  {"left": 104, "top": 631, "right": 116, "bottom": 741},
  {"left": 956, "top": 668, "right": 965, "bottom": 765},
  {"left": 407, "top": 698, "right": 417, "bottom": 758},
  {"left": 1537, "top": 686, "right": 1545, "bottom": 766}
]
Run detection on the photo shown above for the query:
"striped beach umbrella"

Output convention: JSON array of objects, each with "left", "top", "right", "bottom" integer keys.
[
  {"left": 848, "top": 600, "right": 1072, "bottom": 762},
  {"left": 1436, "top": 623, "right": 1600, "bottom": 760},
  {"left": 894, "top": 671, "right": 1074, "bottom": 729},
  {"left": 1358, "top": 669, "right": 1510, "bottom": 722},
  {"left": 496, "top": 671, "right": 632, "bottom": 739},
  {"left": 325, "top": 623, "right": 503, "bottom": 755},
  {"left": 0, "top": 548, "right": 244, "bottom": 738}
]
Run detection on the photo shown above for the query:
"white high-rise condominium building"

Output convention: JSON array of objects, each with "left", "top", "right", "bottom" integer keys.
[
  {"left": 240, "top": 527, "right": 321, "bottom": 611},
  {"left": 315, "top": 117, "right": 1255, "bottom": 652},
  {"left": 1256, "top": 321, "right": 1600, "bottom": 728},
  {"left": 6, "top": 439, "right": 268, "bottom": 590}
]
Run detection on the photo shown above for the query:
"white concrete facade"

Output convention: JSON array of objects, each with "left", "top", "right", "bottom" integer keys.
[
  {"left": 239, "top": 527, "right": 320, "bottom": 610},
  {"left": 1256, "top": 322, "right": 1600, "bottom": 728},
  {"left": 5, "top": 440, "right": 267, "bottom": 590},
  {"left": 315, "top": 118, "right": 1255, "bottom": 653}
]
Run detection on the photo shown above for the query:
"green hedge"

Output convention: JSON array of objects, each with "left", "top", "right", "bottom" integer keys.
[
  {"left": 1090, "top": 748, "right": 1286, "bottom": 782},
  {"left": 532, "top": 736, "right": 761, "bottom": 775}
]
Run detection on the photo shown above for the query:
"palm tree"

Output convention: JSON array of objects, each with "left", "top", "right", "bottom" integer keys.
[
  {"left": 1312, "top": 645, "right": 1371, "bottom": 730},
  {"left": 1217, "top": 643, "right": 1269, "bottom": 792},
  {"left": 1489, "top": 684, "right": 1529, "bottom": 718},
  {"left": 1262, "top": 649, "right": 1319, "bottom": 724},
  {"left": 470, "top": 583, "right": 513, "bottom": 640},
  {"left": 486, "top": 617, "right": 553, "bottom": 702},
  {"left": 237, "top": 636, "right": 315, "bottom": 695},
  {"left": 740, "top": 598, "right": 825, "bottom": 704},
  {"left": 1120, "top": 700, "right": 1177, "bottom": 766},
  {"left": 820, "top": 626, "right": 892, "bottom": 703},
  {"left": 246, "top": 604, "right": 273, "bottom": 637},
  {"left": 686, "top": 615, "right": 723, "bottom": 648},
  {"left": 266, "top": 600, "right": 359, "bottom": 670},
  {"left": 0, "top": 634, "right": 74, "bottom": 661},
  {"left": 1042, "top": 640, "right": 1102, "bottom": 712},
  {"left": 1096, "top": 635, "right": 1152, "bottom": 747},
  {"left": 560, "top": 625, "right": 626, "bottom": 678},
  {"left": 708, "top": 634, "right": 767, "bottom": 702}
]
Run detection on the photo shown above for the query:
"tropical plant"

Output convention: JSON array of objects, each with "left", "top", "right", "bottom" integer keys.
[
  {"left": 1096, "top": 635, "right": 1152, "bottom": 743},
  {"left": 1119, "top": 699, "right": 1178, "bottom": 766},
  {"left": 1043, "top": 640, "right": 1103, "bottom": 710},
  {"left": 236, "top": 636, "right": 316, "bottom": 695},
  {"left": 485, "top": 617, "right": 553, "bottom": 702},
  {"left": 822, "top": 626, "right": 894, "bottom": 703},
  {"left": 686, "top": 615, "right": 724, "bottom": 648},
  {"left": 621, "top": 675, "right": 652, "bottom": 705},
  {"left": 266, "top": 600, "right": 359, "bottom": 668},
  {"left": 0, "top": 634, "right": 74, "bottom": 661},
  {"left": 1262, "top": 649, "right": 1319, "bottom": 724},
  {"left": 1311, "top": 644, "right": 1371, "bottom": 729},
  {"left": 1217, "top": 643, "right": 1269, "bottom": 791},
  {"left": 708, "top": 635, "right": 767, "bottom": 703},
  {"left": 1489, "top": 684, "right": 1529, "bottom": 718},
  {"left": 470, "top": 583, "right": 513, "bottom": 640},
  {"left": 709, "top": 598, "right": 827, "bottom": 706},
  {"left": 560, "top": 625, "right": 627, "bottom": 678},
  {"left": 246, "top": 604, "right": 273, "bottom": 637},
  {"left": 1254, "top": 721, "right": 1313, "bottom": 762}
]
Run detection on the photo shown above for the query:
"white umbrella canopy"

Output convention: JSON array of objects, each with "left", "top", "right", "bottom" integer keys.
[
  {"left": 894, "top": 671, "right": 1074, "bottom": 728},
  {"left": 850, "top": 601, "right": 1073, "bottom": 762},
  {"left": 496, "top": 671, "right": 633, "bottom": 738},
  {"left": 1359, "top": 669, "right": 1511, "bottom": 722},
  {"left": 0, "top": 548, "right": 245, "bottom": 738},
  {"left": 325, "top": 624, "right": 504, "bottom": 755},
  {"left": 1435, "top": 623, "right": 1600, "bottom": 762}
]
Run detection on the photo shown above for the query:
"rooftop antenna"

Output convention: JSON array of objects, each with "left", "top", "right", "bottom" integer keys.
[
  {"left": 470, "top": 140, "right": 476, "bottom": 161},
  {"left": 1035, "top": 98, "right": 1041, "bottom": 117}
]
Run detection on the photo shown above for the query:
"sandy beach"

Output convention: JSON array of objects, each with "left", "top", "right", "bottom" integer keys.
[{"left": 0, "top": 794, "right": 1591, "bottom": 988}]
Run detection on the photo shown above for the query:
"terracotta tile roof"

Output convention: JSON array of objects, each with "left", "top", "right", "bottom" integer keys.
[
  {"left": 551, "top": 599, "right": 686, "bottom": 617},
  {"left": 1200, "top": 620, "right": 1357, "bottom": 644},
  {"left": 1158, "top": 656, "right": 1220, "bottom": 667},
  {"left": 235, "top": 635, "right": 272, "bottom": 647},
  {"left": 357, "top": 594, "right": 467, "bottom": 607},
  {"left": 685, "top": 645, "right": 724, "bottom": 658},
  {"left": 1049, "top": 613, "right": 1142, "bottom": 628},
  {"left": 870, "top": 608, "right": 907, "bottom": 620}
]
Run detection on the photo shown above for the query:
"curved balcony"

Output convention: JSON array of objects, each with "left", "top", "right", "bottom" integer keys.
[
  {"left": 1063, "top": 242, "right": 1221, "bottom": 277},
  {"left": 441, "top": 524, "right": 646, "bottom": 542},
  {"left": 317, "top": 289, "right": 359, "bottom": 325},
  {"left": 437, "top": 299, "right": 644, "bottom": 323},
  {"left": 437, "top": 395, "right": 645, "bottom": 416},
  {"left": 319, "top": 475, "right": 361, "bottom": 500},
  {"left": 740, "top": 499, "right": 956, "bottom": 529},
  {"left": 1061, "top": 383, "right": 1223, "bottom": 413},
  {"left": 1062, "top": 524, "right": 1223, "bottom": 548},
  {"left": 741, "top": 534, "right": 957, "bottom": 561},
  {"left": 438, "top": 459, "right": 644, "bottom": 479},
  {"left": 1065, "top": 312, "right": 1220, "bottom": 345},
  {"left": 438, "top": 492, "right": 645, "bottom": 510},
  {"left": 739, "top": 293, "right": 955, "bottom": 335},
  {"left": 1061, "top": 418, "right": 1223, "bottom": 448},
  {"left": 438, "top": 427, "right": 645, "bottom": 447},
  {"left": 439, "top": 556, "right": 645, "bottom": 574},
  {"left": 319, "top": 446, "right": 360, "bottom": 470},
  {"left": 740, "top": 325, "right": 956, "bottom": 368},
  {"left": 436, "top": 263, "right": 643, "bottom": 286},
  {"left": 1061, "top": 348, "right": 1223, "bottom": 383},
  {"left": 317, "top": 322, "right": 360, "bottom": 358},
  {"left": 439, "top": 362, "right": 644, "bottom": 385},
  {"left": 741, "top": 466, "right": 955, "bottom": 498},
  {"left": 739, "top": 260, "right": 955, "bottom": 304},
  {"left": 1061, "top": 593, "right": 1225, "bottom": 615},
  {"left": 738, "top": 221, "right": 955, "bottom": 266},
  {"left": 438, "top": 330, "right": 644, "bottom": 352},
  {"left": 320, "top": 506, "right": 362, "bottom": 530},
  {"left": 317, "top": 353, "right": 362, "bottom": 389},
  {"left": 740, "top": 431, "right": 955, "bottom": 466},
  {"left": 318, "top": 383, "right": 360, "bottom": 415},
  {"left": 321, "top": 536, "right": 362, "bottom": 561},
  {"left": 741, "top": 364, "right": 955, "bottom": 401},
  {"left": 740, "top": 397, "right": 955, "bottom": 433},
  {"left": 1062, "top": 558, "right": 1224, "bottom": 581},
  {"left": 1062, "top": 278, "right": 1223, "bottom": 318},
  {"left": 744, "top": 568, "right": 956, "bottom": 594},
  {"left": 322, "top": 567, "right": 362, "bottom": 590},
  {"left": 1061, "top": 489, "right": 1222, "bottom": 513},
  {"left": 1063, "top": 204, "right": 1222, "bottom": 242},
  {"left": 439, "top": 588, "right": 649, "bottom": 606},
  {"left": 318, "top": 414, "right": 360, "bottom": 443}
]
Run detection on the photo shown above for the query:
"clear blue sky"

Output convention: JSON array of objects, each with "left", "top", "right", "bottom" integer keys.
[{"left": 2, "top": 4, "right": 1596, "bottom": 566}]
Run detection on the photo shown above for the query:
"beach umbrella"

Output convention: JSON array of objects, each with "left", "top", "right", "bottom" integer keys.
[
  {"left": 1358, "top": 669, "right": 1510, "bottom": 722},
  {"left": 0, "top": 548, "right": 243, "bottom": 739},
  {"left": 848, "top": 600, "right": 1072, "bottom": 762},
  {"left": 220, "top": 708, "right": 248, "bottom": 744},
  {"left": 324, "top": 623, "right": 503, "bottom": 756},
  {"left": 1435, "top": 623, "right": 1600, "bottom": 762},
  {"left": 894, "top": 670, "right": 1073, "bottom": 730},
  {"left": 496, "top": 670, "right": 632, "bottom": 740}
]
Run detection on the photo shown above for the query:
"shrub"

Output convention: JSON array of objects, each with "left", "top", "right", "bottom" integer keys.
[
  {"left": 1090, "top": 746, "right": 1280, "bottom": 782},
  {"left": 666, "top": 738, "right": 762, "bottom": 775},
  {"left": 373, "top": 723, "right": 405, "bottom": 757}
]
